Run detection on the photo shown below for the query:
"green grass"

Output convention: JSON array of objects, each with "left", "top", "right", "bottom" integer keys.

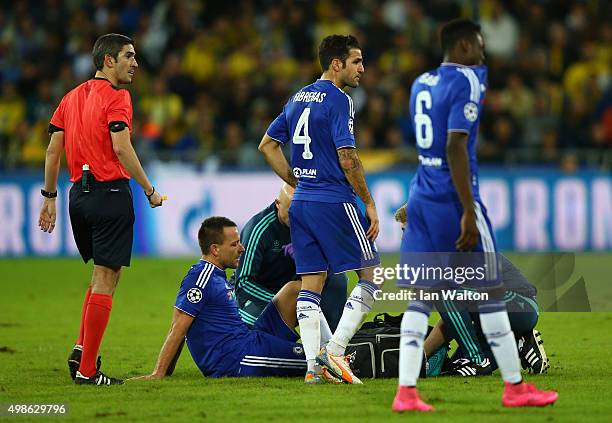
[{"left": 1, "top": 256, "right": 611, "bottom": 422}]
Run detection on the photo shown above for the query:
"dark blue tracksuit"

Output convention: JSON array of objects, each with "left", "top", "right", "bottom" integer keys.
[
  {"left": 438, "top": 254, "right": 539, "bottom": 366},
  {"left": 232, "top": 202, "right": 347, "bottom": 331}
]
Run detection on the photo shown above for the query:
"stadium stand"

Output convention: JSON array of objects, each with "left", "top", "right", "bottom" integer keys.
[{"left": 0, "top": 0, "right": 610, "bottom": 170}]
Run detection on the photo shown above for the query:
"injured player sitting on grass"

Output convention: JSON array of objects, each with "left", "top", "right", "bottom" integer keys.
[{"left": 130, "top": 216, "right": 340, "bottom": 382}]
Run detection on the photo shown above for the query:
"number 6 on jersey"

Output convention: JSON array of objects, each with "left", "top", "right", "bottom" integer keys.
[
  {"left": 414, "top": 91, "right": 433, "bottom": 149},
  {"left": 293, "top": 108, "right": 313, "bottom": 159}
]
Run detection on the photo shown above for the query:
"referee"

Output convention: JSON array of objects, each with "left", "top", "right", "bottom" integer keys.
[{"left": 38, "top": 34, "right": 164, "bottom": 386}]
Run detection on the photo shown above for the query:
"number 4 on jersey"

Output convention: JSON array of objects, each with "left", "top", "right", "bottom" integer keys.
[{"left": 293, "top": 107, "right": 313, "bottom": 159}]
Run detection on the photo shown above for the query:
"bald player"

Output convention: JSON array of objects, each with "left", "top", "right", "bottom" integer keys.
[{"left": 233, "top": 184, "right": 348, "bottom": 331}]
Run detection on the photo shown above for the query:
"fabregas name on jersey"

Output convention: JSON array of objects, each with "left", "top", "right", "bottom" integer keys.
[{"left": 293, "top": 91, "right": 327, "bottom": 103}]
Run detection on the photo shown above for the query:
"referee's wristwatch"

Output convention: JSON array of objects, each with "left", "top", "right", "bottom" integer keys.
[{"left": 41, "top": 189, "right": 58, "bottom": 198}]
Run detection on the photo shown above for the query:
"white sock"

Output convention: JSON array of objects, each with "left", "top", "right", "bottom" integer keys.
[
  {"left": 328, "top": 280, "right": 379, "bottom": 356},
  {"left": 479, "top": 311, "right": 522, "bottom": 384},
  {"left": 297, "top": 290, "right": 321, "bottom": 372},
  {"left": 319, "top": 311, "right": 332, "bottom": 347},
  {"left": 399, "top": 310, "right": 429, "bottom": 387}
]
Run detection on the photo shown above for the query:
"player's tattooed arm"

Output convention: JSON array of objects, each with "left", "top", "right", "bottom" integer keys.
[
  {"left": 259, "top": 134, "right": 297, "bottom": 187},
  {"left": 338, "top": 148, "right": 379, "bottom": 240},
  {"left": 446, "top": 132, "right": 479, "bottom": 251},
  {"left": 338, "top": 148, "right": 372, "bottom": 204}
]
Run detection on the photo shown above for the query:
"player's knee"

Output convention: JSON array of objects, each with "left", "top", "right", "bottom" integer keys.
[
  {"left": 356, "top": 266, "right": 375, "bottom": 283},
  {"left": 286, "top": 280, "right": 302, "bottom": 299},
  {"left": 274, "top": 280, "right": 301, "bottom": 305},
  {"left": 300, "top": 272, "right": 326, "bottom": 292}
]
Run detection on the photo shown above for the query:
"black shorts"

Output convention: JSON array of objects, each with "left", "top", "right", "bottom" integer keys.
[{"left": 69, "top": 179, "right": 135, "bottom": 268}]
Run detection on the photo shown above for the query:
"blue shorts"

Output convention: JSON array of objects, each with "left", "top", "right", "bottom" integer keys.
[
  {"left": 289, "top": 200, "right": 380, "bottom": 274},
  {"left": 400, "top": 197, "right": 500, "bottom": 289},
  {"left": 237, "top": 302, "right": 306, "bottom": 377}
]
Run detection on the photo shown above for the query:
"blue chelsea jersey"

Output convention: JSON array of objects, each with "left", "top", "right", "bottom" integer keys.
[
  {"left": 408, "top": 63, "right": 487, "bottom": 202},
  {"left": 174, "top": 260, "right": 253, "bottom": 377},
  {"left": 266, "top": 79, "right": 357, "bottom": 203}
]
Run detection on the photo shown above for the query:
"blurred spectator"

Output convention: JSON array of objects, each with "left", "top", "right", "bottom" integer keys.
[
  {"left": 379, "top": 34, "right": 417, "bottom": 76},
  {"left": 404, "top": 2, "right": 436, "bottom": 51},
  {"left": 594, "top": 23, "right": 612, "bottom": 78},
  {"left": 560, "top": 151, "right": 579, "bottom": 174},
  {"left": 14, "top": 16, "right": 44, "bottom": 60},
  {"left": 19, "top": 120, "right": 48, "bottom": 166},
  {"left": 91, "top": 0, "right": 111, "bottom": 30},
  {"left": 523, "top": 3, "right": 548, "bottom": 47},
  {"left": 161, "top": 53, "right": 197, "bottom": 107},
  {"left": 286, "top": 6, "right": 315, "bottom": 61},
  {"left": 381, "top": 0, "right": 408, "bottom": 32},
  {"left": 559, "top": 96, "right": 593, "bottom": 148},
  {"left": 0, "top": 83, "right": 26, "bottom": 163},
  {"left": 360, "top": 94, "right": 392, "bottom": 148},
  {"left": 522, "top": 79, "right": 560, "bottom": 149},
  {"left": 547, "top": 23, "right": 577, "bottom": 82},
  {"left": 220, "top": 79, "right": 253, "bottom": 129},
  {"left": 26, "top": 80, "right": 55, "bottom": 124},
  {"left": 139, "top": 77, "right": 184, "bottom": 149},
  {"left": 565, "top": 2, "right": 590, "bottom": 42},
  {"left": 388, "top": 86, "right": 413, "bottom": 142},
  {"left": 313, "top": 1, "right": 354, "bottom": 48},
  {"left": 499, "top": 73, "right": 534, "bottom": 122},
  {"left": 225, "top": 44, "right": 259, "bottom": 80},
  {"left": 245, "top": 99, "right": 272, "bottom": 143},
  {"left": 592, "top": 87, "right": 612, "bottom": 148},
  {"left": 541, "top": 130, "right": 560, "bottom": 163},
  {"left": 564, "top": 42, "right": 606, "bottom": 105},
  {"left": 485, "top": 113, "right": 520, "bottom": 161},
  {"left": 72, "top": 38, "right": 95, "bottom": 82},
  {"left": 37, "top": 33, "right": 66, "bottom": 79},
  {"left": 480, "top": 0, "right": 519, "bottom": 60},
  {"left": 182, "top": 30, "right": 216, "bottom": 84},
  {"left": 120, "top": 0, "right": 143, "bottom": 35},
  {"left": 218, "top": 121, "right": 261, "bottom": 168},
  {"left": 359, "top": 8, "right": 392, "bottom": 62}
]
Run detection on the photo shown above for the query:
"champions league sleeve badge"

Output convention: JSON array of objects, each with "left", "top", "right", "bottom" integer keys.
[
  {"left": 464, "top": 102, "right": 479, "bottom": 122},
  {"left": 187, "top": 287, "right": 203, "bottom": 303}
]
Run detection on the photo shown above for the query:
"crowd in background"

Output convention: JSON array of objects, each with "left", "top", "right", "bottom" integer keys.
[{"left": 0, "top": 0, "right": 610, "bottom": 171}]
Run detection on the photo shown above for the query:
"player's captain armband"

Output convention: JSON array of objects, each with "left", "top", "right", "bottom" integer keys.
[
  {"left": 109, "top": 121, "right": 128, "bottom": 132},
  {"left": 48, "top": 123, "right": 64, "bottom": 134}
]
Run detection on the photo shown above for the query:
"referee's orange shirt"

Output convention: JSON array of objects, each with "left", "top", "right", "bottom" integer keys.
[{"left": 50, "top": 78, "right": 133, "bottom": 182}]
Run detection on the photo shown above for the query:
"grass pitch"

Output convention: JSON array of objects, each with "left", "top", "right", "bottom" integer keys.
[{"left": 1, "top": 256, "right": 611, "bottom": 422}]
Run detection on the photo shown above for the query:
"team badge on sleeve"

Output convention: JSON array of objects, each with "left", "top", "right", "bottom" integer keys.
[
  {"left": 187, "top": 287, "right": 202, "bottom": 303},
  {"left": 464, "top": 102, "right": 479, "bottom": 122}
]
